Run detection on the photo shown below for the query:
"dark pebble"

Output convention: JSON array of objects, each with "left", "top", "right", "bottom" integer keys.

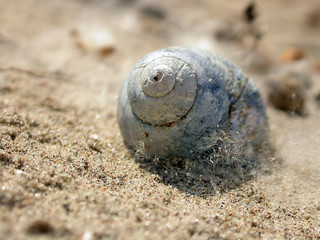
[
  {"left": 26, "top": 220, "right": 55, "bottom": 235},
  {"left": 268, "top": 74, "right": 306, "bottom": 115}
]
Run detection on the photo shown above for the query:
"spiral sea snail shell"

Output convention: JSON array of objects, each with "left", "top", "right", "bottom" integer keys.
[{"left": 117, "top": 47, "right": 268, "bottom": 160}]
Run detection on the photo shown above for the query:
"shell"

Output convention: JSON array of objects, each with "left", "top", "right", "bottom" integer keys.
[{"left": 117, "top": 47, "right": 268, "bottom": 159}]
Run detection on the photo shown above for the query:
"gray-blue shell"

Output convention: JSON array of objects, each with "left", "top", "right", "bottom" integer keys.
[{"left": 117, "top": 47, "right": 268, "bottom": 159}]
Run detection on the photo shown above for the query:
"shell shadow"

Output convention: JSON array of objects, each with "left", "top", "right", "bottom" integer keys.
[{"left": 134, "top": 141, "right": 279, "bottom": 198}]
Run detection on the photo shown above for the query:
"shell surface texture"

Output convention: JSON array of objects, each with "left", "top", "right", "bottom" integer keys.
[{"left": 117, "top": 47, "right": 268, "bottom": 160}]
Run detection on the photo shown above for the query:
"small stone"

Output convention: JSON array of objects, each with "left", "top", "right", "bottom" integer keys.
[
  {"left": 72, "top": 27, "right": 116, "bottom": 56},
  {"left": 139, "top": 5, "right": 166, "bottom": 20},
  {"left": 280, "top": 48, "right": 305, "bottom": 63},
  {"left": 89, "top": 134, "right": 99, "bottom": 140},
  {"left": 243, "top": 2, "right": 257, "bottom": 24},
  {"left": 26, "top": 220, "right": 54, "bottom": 235},
  {"left": 306, "top": 9, "right": 320, "bottom": 28},
  {"left": 315, "top": 92, "right": 320, "bottom": 105},
  {"left": 268, "top": 74, "right": 306, "bottom": 115}
]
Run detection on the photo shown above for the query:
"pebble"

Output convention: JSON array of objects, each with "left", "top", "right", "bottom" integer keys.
[
  {"left": 71, "top": 28, "right": 116, "bottom": 56},
  {"left": 26, "top": 220, "right": 55, "bottom": 235},
  {"left": 306, "top": 9, "right": 320, "bottom": 28},
  {"left": 280, "top": 48, "right": 305, "bottom": 63},
  {"left": 268, "top": 73, "right": 307, "bottom": 115},
  {"left": 315, "top": 92, "right": 320, "bottom": 105}
]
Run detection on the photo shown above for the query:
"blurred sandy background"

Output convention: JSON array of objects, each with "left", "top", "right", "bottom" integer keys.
[{"left": 0, "top": 0, "right": 319, "bottom": 239}]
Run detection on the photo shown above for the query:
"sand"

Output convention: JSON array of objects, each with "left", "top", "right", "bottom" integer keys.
[{"left": 0, "top": 0, "right": 319, "bottom": 239}]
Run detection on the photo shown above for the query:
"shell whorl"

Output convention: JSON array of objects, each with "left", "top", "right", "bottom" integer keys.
[
  {"left": 128, "top": 56, "right": 198, "bottom": 126},
  {"left": 118, "top": 47, "right": 268, "bottom": 159}
]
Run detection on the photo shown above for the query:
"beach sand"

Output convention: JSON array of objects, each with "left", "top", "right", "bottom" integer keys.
[{"left": 0, "top": 0, "right": 319, "bottom": 239}]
